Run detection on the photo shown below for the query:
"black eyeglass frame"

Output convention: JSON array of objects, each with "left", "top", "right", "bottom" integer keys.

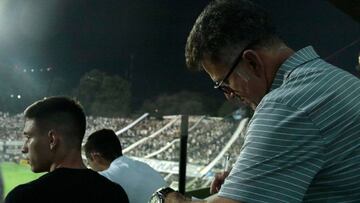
[{"left": 213, "top": 43, "right": 254, "bottom": 93}]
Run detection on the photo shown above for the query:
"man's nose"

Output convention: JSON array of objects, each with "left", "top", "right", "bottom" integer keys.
[{"left": 21, "top": 143, "right": 28, "bottom": 154}]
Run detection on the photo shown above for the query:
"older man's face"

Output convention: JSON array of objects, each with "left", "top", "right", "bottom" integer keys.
[{"left": 202, "top": 54, "right": 268, "bottom": 110}]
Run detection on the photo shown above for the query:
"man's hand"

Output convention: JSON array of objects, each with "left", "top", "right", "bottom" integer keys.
[
  {"left": 210, "top": 171, "right": 230, "bottom": 194},
  {"left": 164, "top": 191, "right": 241, "bottom": 203}
]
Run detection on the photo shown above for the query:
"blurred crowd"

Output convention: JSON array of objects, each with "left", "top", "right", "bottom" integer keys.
[
  {"left": 0, "top": 112, "right": 242, "bottom": 167},
  {"left": 125, "top": 118, "right": 239, "bottom": 166},
  {"left": 0, "top": 112, "right": 135, "bottom": 142},
  {"left": 0, "top": 112, "right": 23, "bottom": 141}
]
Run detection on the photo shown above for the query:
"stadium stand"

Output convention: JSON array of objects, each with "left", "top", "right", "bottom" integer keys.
[{"left": 0, "top": 111, "right": 247, "bottom": 190}]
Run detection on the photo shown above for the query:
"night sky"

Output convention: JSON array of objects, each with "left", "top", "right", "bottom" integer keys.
[{"left": 0, "top": 0, "right": 359, "bottom": 108}]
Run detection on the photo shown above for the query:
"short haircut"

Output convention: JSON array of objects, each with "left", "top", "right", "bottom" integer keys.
[
  {"left": 185, "top": 0, "right": 280, "bottom": 70},
  {"left": 24, "top": 96, "right": 86, "bottom": 149},
  {"left": 84, "top": 129, "right": 123, "bottom": 162}
]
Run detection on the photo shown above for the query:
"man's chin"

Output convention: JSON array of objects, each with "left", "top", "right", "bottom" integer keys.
[
  {"left": 236, "top": 98, "right": 255, "bottom": 109},
  {"left": 250, "top": 103, "right": 257, "bottom": 110},
  {"left": 30, "top": 165, "right": 38, "bottom": 173},
  {"left": 30, "top": 165, "right": 47, "bottom": 173},
  {"left": 230, "top": 96, "right": 246, "bottom": 107},
  {"left": 241, "top": 98, "right": 258, "bottom": 110}
]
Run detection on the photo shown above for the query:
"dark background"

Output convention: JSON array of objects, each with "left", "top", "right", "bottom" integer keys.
[{"left": 0, "top": 0, "right": 359, "bottom": 112}]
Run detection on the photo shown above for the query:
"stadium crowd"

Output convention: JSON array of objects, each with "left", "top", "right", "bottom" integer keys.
[
  {"left": 153, "top": 119, "right": 237, "bottom": 165},
  {"left": 0, "top": 112, "right": 135, "bottom": 142},
  {"left": 0, "top": 112, "right": 23, "bottom": 141},
  {"left": 0, "top": 112, "right": 241, "bottom": 167},
  {"left": 119, "top": 117, "right": 177, "bottom": 148}
]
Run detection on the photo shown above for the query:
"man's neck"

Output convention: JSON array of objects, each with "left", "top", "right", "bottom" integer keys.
[
  {"left": 264, "top": 45, "right": 294, "bottom": 88},
  {"left": 50, "top": 149, "right": 86, "bottom": 172},
  {"left": 274, "top": 45, "right": 294, "bottom": 69}
]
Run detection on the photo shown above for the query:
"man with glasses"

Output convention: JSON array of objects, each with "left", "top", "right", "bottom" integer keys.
[{"left": 156, "top": 0, "right": 360, "bottom": 202}]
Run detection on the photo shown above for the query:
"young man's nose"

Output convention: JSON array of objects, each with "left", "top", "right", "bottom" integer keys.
[{"left": 21, "top": 144, "right": 28, "bottom": 154}]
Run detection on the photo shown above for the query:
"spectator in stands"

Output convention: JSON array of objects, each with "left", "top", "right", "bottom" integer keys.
[
  {"left": 5, "top": 97, "right": 128, "bottom": 203},
  {"left": 84, "top": 128, "right": 167, "bottom": 203},
  {"left": 159, "top": 0, "right": 360, "bottom": 202}
]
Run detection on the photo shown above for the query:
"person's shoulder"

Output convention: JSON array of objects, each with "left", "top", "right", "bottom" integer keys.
[
  {"left": 121, "top": 156, "right": 148, "bottom": 167},
  {"left": 92, "top": 172, "right": 129, "bottom": 202},
  {"left": 122, "top": 156, "right": 166, "bottom": 182},
  {"left": 5, "top": 171, "right": 62, "bottom": 202},
  {"left": 117, "top": 156, "right": 155, "bottom": 173},
  {"left": 106, "top": 156, "right": 137, "bottom": 171},
  {"left": 5, "top": 182, "right": 34, "bottom": 202},
  {"left": 58, "top": 168, "right": 129, "bottom": 202},
  {"left": 111, "top": 184, "right": 129, "bottom": 202},
  {"left": 87, "top": 168, "right": 122, "bottom": 188},
  {"left": 106, "top": 179, "right": 128, "bottom": 195}
]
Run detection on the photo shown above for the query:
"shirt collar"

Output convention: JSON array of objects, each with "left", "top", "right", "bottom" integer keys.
[{"left": 270, "top": 46, "right": 320, "bottom": 91}]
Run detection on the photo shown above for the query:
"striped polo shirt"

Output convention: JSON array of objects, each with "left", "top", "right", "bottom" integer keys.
[{"left": 219, "top": 46, "right": 360, "bottom": 202}]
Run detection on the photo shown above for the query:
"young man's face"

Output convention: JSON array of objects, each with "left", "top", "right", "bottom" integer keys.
[{"left": 22, "top": 119, "right": 53, "bottom": 173}]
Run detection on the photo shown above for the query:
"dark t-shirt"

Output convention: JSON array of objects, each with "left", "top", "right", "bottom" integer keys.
[{"left": 5, "top": 168, "right": 129, "bottom": 203}]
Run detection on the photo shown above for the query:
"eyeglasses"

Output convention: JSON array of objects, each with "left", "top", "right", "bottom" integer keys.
[{"left": 214, "top": 43, "right": 252, "bottom": 94}]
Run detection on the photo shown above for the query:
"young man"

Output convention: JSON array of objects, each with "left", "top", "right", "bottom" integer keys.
[
  {"left": 158, "top": 0, "right": 360, "bottom": 202},
  {"left": 5, "top": 97, "right": 129, "bottom": 203},
  {"left": 85, "top": 128, "right": 167, "bottom": 203}
]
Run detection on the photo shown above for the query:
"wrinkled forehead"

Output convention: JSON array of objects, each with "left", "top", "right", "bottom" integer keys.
[{"left": 201, "top": 46, "right": 243, "bottom": 80}]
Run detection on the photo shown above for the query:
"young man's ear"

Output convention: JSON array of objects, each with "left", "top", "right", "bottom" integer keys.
[
  {"left": 242, "top": 49, "right": 265, "bottom": 77},
  {"left": 48, "top": 130, "right": 60, "bottom": 151}
]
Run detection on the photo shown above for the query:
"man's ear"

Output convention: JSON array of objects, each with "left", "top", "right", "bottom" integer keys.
[
  {"left": 242, "top": 49, "right": 265, "bottom": 78},
  {"left": 48, "top": 130, "right": 60, "bottom": 151},
  {"left": 90, "top": 152, "right": 103, "bottom": 162}
]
